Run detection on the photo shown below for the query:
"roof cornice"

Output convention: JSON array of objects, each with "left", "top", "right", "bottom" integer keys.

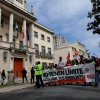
[
  {"left": 34, "top": 22, "right": 54, "bottom": 35},
  {"left": 1, "top": 0, "right": 37, "bottom": 21}
]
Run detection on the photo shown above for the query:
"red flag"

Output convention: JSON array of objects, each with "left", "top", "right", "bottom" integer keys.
[
  {"left": 21, "top": 27, "right": 25, "bottom": 38},
  {"left": 66, "top": 52, "right": 70, "bottom": 60}
]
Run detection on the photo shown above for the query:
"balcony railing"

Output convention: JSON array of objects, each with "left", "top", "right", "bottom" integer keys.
[
  {"left": 40, "top": 52, "right": 47, "bottom": 58},
  {"left": 35, "top": 50, "right": 40, "bottom": 57},
  {"left": 47, "top": 53, "right": 54, "bottom": 59},
  {"left": 10, "top": 42, "right": 28, "bottom": 51}
]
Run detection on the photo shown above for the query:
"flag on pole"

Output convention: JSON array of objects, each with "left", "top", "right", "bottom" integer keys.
[
  {"left": 26, "top": 29, "right": 30, "bottom": 41},
  {"left": 16, "top": 23, "right": 19, "bottom": 32},
  {"left": 66, "top": 52, "right": 70, "bottom": 60},
  {"left": 15, "top": 22, "right": 19, "bottom": 38},
  {"left": 74, "top": 48, "right": 78, "bottom": 55},
  {"left": 21, "top": 27, "right": 25, "bottom": 38}
]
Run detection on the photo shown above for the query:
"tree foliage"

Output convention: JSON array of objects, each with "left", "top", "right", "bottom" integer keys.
[{"left": 87, "top": 0, "right": 100, "bottom": 35}]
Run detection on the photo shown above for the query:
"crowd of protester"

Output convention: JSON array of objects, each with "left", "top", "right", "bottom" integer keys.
[{"left": 44, "top": 55, "right": 100, "bottom": 87}]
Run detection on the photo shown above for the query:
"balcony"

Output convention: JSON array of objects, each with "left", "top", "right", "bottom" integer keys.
[
  {"left": 40, "top": 52, "right": 47, "bottom": 58},
  {"left": 0, "top": 41, "right": 10, "bottom": 48},
  {"left": 10, "top": 42, "right": 28, "bottom": 51},
  {"left": 47, "top": 53, "right": 54, "bottom": 59},
  {"left": 35, "top": 50, "right": 40, "bottom": 57}
]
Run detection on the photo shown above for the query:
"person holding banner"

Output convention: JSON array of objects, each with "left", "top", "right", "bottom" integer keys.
[
  {"left": 91, "top": 56, "right": 99, "bottom": 87},
  {"left": 79, "top": 55, "right": 89, "bottom": 86},
  {"left": 66, "top": 59, "right": 72, "bottom": 66},
  {"left": 58, "top": 56, "right": 65, "bottom": 67}
]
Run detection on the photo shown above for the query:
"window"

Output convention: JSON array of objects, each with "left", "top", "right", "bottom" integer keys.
[
  {"left": 41, "top": 46, "right": 46, "bottom": 57},
  {"left": 1, "top": 19, "right": 3, "bottom": 27},
  {"left": 19, "top": 41, "right": 23, "bottom": 49},
  {"left": 0, "top": 36, "right": 2, "bottom": 41},
  {"left": 42, "top": 46, "right": 45, "bottom": 53},
  {"left": 41, "top": 34, "right": 45, "bottom": 40},
  {"left": 34, "top": 31, "right": 38, "bottom": 38},
  {"left": 16, "top": 0, "right": 23, "bottom": 4},
  {"left": 35, "top": 44, "right": 39, "bottom": 51},
  {"left": 35, "top": 44, "right": 39, "bottom": 55},
  {"left": 48, "top": 48, "right": 51, "bottom": 54},
  {"left": 47, "top": 37, "right": 50, "bottom": 42}
]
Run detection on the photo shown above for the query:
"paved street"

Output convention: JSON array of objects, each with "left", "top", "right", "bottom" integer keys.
[{"left": 0, "top": 84, "right": 100, "bottom": 100}]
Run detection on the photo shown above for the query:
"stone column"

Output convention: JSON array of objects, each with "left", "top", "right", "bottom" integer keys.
[
  {"left": 30, "top": 23, "right": 34, "bottom": 48},
  {"left": 9, "top": 13, "right": 14, "bottom": 43},
  {"left": 30, "top": 23, "right": 35, "bottom": 65},
  {"left": 23, "top": 20, "right": 27, "bottom": 46}
]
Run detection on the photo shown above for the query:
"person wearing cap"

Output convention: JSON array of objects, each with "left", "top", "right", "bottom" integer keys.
[
  {"left": 58, "top": 56, "right": 65, "bottom": 67},
  {"left": 35, "top": 61, "right": 44, "bottom": 88}
]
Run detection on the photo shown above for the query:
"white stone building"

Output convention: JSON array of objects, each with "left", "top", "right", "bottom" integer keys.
[
  {"left": 0, "top": 0, "right": 54, "bottom": 81},
  {"left": 54, "top": 42, "right": 88, "bottom": 64}
]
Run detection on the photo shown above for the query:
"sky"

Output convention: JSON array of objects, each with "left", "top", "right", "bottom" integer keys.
[{"left": 27, "top": 0, "right": 100, "bottom": 57}]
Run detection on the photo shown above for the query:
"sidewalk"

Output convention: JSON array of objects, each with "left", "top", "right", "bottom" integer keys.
[{"left": 0, "top": 83, "right": 35, "bottom": 93}]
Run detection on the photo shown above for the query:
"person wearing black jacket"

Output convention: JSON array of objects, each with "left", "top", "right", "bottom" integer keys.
[
  {"left": 31, "top": 67, "right": 35, "bottom": 83},
  {"left": 21, "top": 68, "right": 28, "bottom": 83},
  {"left": 1, "top": 70, "right": 6, "bottom": 85},
  {"left": 79, "top": 55, "right": 91, "bottom": 86},
  {"left": 91, "top": 56, "right": 99, "bottom": 87}
]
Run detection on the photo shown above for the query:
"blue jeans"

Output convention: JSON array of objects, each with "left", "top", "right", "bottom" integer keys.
[
  {"left": 1, "top": 76, "right": 5, "bottom": 85},
  {"left": 95, "top": 72, "right": 99, "bottom": 84}
]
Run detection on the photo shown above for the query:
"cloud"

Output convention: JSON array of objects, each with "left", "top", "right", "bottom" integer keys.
[{"left": 27, "top": 0, "right": 100, "bottom": 57}]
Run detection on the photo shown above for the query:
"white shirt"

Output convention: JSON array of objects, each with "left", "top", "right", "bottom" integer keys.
[{"left": 58, "top": 60, "right": 65, "bottom": 67}]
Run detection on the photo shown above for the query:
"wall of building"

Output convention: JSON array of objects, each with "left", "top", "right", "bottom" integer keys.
[
  {"left": 54, "top": 46, "right": 70, "bottom": 65},
  {"left": 8, "top": 0, "right": 26, "bottom": 10},
  {"left": 34, "top": 26, "right": 54, "bottom": 53},
  {"left": 34, "top": 26, "right": 54, "bottom": 65}
]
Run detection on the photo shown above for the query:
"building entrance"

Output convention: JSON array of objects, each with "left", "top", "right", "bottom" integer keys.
[{"left": 14, "top": 58, "right": 23, "bottom": 78}]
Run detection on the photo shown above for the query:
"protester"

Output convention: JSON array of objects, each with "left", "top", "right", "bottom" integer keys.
[
  {"left": 35, "top": 61, "right": 44, "bottom": 88},
  {"left": 53, "top": 64, "right": 57, "bottom": 68},
  {"left": 73, "top": 59, "right": 79, "bottom": 85},
  {"left": 58, "top": 56, "right": 65, "bottom": 67},
  {"left": 74, "top": 59, "right": 79, "bottom": 65},
  {"left": 21, "top": 68, "right": 28, "bottom": 83},
  {"left": 31, "top": 67, "right": 35, "bottom": 84},
  {"left": 91, "top": 56, "right": 99, "bottom": 87},
  {"left": 1, "top": 70, "right": 6, "bottom": 85},
  {"left": 71, "top": 60, "right": 75, "bottom": 65},
  {"left": 66, "top": 59, "right": 72, "bottom": 66},
  {"left": 79, "top": 55, "right": 90, "bottom": 86},
  {"left": 49, "top": 64, "right": 53, "bottom": 69},
  {"left": 98, "top": 58, "right": 100, "bottom": 74}
]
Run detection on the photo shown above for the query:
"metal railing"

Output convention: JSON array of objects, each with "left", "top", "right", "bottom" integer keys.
[
  {"left": 40, "top": 52, "right": 47, "bottom": 58},
  {"left": 47, "top": 53, "right": 54, "bottom": 59},
  {"left": 35, "top": 50, "right": 40, "bottom": 57},
  {"left": 10, "top": 42, "right": 28, "bottom": 51}
]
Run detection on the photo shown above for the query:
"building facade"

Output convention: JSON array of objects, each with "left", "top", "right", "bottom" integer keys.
[
  {"left": 53, "top": 34, "right": 66, "bottom": 49},
  {"left": 34, "top": 23, "right": 54, "bottom": 68},
  {"left": 54, "top": 42, "right": 88, "bottom": 64},
  {"left": 0, "top": 0, "right": 54, "bottom": 81}
]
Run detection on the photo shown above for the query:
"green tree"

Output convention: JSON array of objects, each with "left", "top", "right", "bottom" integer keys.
[{"left": 87, "top": 0, "right": 100, "bottom": 34}]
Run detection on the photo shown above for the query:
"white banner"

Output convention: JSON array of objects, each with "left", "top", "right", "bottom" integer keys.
[{"left": 43, "top": 63, "right": 95, "bottom": 84}]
